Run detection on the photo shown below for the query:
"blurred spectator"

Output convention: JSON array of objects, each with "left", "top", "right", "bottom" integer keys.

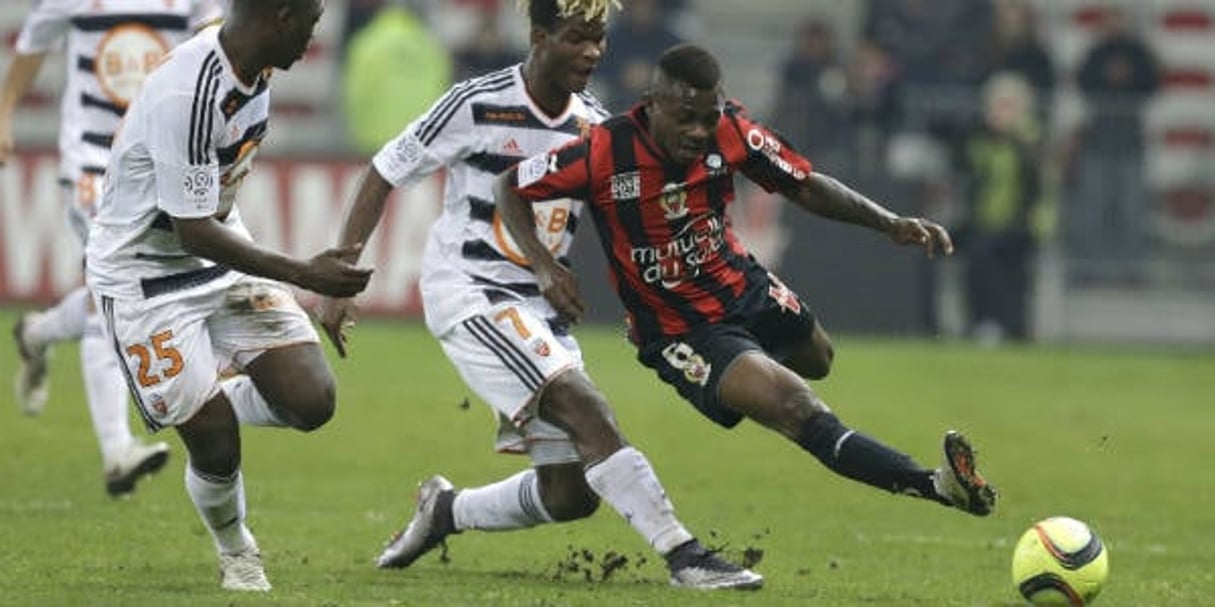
[
  {"left": 768, "top": 18, "right": 852, "bottom": 174},
  {"left": 952, "top": 72, "right": 1041, "bottom": 344},
  {"left": 1068, "top": 7, "right": 1160, "bottom": 283},
  {"left": 985, "top": 0, "right": 1054, "bottom": 123},
  {"left": 595, "top": 0, "right": 682, "bottom": 111},
  {"left": 343, "top": 0, "right": 451, "bottom": 154},
  {"left": 846, "top": 39, "right": 901, "bottom": 179},
  {"left": 343, "top": 0, "right": 387, "bottom": 51},
  {"left": 864, "top": 0, "right": 994, "bottom": 132},
  {"left": 452, "top": 9, "right": 524, "bottom": 82}
]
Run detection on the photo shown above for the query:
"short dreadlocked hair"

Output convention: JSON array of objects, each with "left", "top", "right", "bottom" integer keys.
[{"left": 519, "top": 0, "right": 620, "bottom": 31}]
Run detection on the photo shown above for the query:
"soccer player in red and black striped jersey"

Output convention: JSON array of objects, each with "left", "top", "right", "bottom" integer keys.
[{"left": 497, "top": 44, "right": 998, "bottom": 518}]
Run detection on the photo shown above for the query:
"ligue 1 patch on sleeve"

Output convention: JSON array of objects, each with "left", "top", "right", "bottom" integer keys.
[
  {"left": 184, "top": 165, "right": 216, "bottom": 207},
  {"left": 516, "top": 152, "right": 553, "bottom": 187},
  {"left": 394, "top": 134, "right": 424, "bottom": 165}
]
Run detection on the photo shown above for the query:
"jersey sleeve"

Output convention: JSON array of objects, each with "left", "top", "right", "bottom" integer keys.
[
  {"left": 371, "top": 85, "right": 484, "bottom": 188},
  {"left": 509, "top": 136, "right": 593, "bottom": 203},
  {"left": 726, "top": 107, "right": 814, "bottom": 194},
  {"left": 146, "top": 91, "right": 221, "bottom": 218},
  {"left": 189, "top": 0, "right": 226, "bottom": 30},
  {"left": 14, "top": 0, "right": 73, "bottom": 54}
]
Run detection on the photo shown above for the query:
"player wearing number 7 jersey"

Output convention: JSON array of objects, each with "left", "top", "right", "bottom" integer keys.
[
  {"left": 86, "top": 0, "right": 372, "bottom": 591},
  {"left": 318, "top": 0, "right": 761, "bottom": 590}
]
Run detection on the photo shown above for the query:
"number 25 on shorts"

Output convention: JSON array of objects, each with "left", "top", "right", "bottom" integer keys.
[{"left": 125, "top": 330, "right": 184, "bottom": 387}]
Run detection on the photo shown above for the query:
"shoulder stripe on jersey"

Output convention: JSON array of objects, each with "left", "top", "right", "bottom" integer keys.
[
  {"left": 82, "top": 165, "right": 107, "bottom": 175},
  {"left": 463, "top": 316, "right": 544, "bottom": 391},
  {"left": 70, "top": 13, "right": 189, "bottom": 32},
  {"left": 76, "top": 56, "right": 95, "bottom": 73},
  {"left": 82, "top": 131, "right": 114, "bottom": 149},
  {"left": 416, "top": 71, "right": 515, "bottom": 146},
  {"left": 188, "top": 52, "right": 222, "bottom": 165},
  {"left": 414, "top": 70, "right": 513, "bottom": 143},
  {"left": 81, "top": 92, "right": 125, "bottom": 117}
]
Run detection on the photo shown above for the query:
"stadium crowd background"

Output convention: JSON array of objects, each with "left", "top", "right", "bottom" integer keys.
[{"left": 1, "top": 0, "right": 1212, "bottom": 346}]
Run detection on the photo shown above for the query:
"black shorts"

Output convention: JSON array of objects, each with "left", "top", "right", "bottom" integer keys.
[{"left": 636, "top": 274, "right": 817, "bottom": 428}]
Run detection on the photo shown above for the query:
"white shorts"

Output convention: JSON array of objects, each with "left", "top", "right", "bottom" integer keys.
[
  {"left": 98, "top": 274, "right": 318, "bottom": 431},
  {"left": 439, "top": 302, "right": 583, "bottom": 466}
]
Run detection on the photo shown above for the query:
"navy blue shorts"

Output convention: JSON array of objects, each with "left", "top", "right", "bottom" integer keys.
[{"left": 636, "top": 274, "right": 817, "bottom": 428}]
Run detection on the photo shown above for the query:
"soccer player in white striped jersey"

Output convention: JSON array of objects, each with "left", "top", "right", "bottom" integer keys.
[
  {"left": 86, "top": 0, "right": 372, "bottom": 591},
  {"left": 318, "top": 0, "right": 761, "bottom": 590},
  {"left": 1, "top": 0, "right": 223, "bottom": 496}
]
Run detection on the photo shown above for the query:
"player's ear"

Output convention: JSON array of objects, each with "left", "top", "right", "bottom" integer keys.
[{"left": 530, "top": 24, "right": 549, "bottom": 48}]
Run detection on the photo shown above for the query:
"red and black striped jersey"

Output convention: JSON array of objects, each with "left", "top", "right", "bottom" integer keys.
[{"left": 510, "top": 101, "right": 813, "bottom": 344}]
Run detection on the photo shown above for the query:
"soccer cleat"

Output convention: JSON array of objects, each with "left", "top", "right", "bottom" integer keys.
[
  {"left": 933, "top": 430, "right": 998, "bottom": 516},
  {"left": 376, "top": 475, "right": 456, "bottom": 569},
  {"left": 12, "top": 312, "right": 50, "bottom": 416},
  {"left": 219, "top": 547, "right": 272, "bottom": 591},
  {"left": 666, "top": 540, "right": 764, "bottom": 590},
  {"left": 104, "top": 441, "right": 170, "bottom": 497}
]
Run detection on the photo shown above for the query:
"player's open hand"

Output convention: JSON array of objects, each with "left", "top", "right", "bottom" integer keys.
[
  {"left": 536, "top": 260, "right": 586, "bottom": 324},
  {"left": 301, "top": 244, "right": 374, "bottom": 298},
  {"left": 888, "top": 217, "right": 954, "bottom": 258},
  {"left": 316, "top": 296, "right": 357, "bottom": 358}
]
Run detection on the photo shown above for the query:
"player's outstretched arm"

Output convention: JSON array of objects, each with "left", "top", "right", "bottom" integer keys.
[
  {"left": 0, "top": 52, "right": 47, "bottom": 166},
  {"left": 174, "top": 216, "right": 373, "bottom": 297},
  {"left": 317, "top": 165, "right": 395, "bottom": 357},
  {"left": 493, "top": 171, "right": 586, "bottom": 324},
  {"left": 790, "top": 172, "right": 953, "bottom": 258}
]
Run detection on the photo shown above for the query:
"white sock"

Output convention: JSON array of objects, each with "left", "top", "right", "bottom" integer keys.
[
  {"left": 25, "top": 285, "right": 89, "bottom": 347},
  {"left": 584, "top": 446, "right": 694, "bottom": 555},
  {"left": 452, "top": 469, "right": 552, "bottom": 531},
  {"left": 82, "top": 312, "right": 135, "bottom": 466},
  {"left": 221, "top": 375, "right": 286, "bottom": 427},
  {"left": 185, "top": 465, "right": 257, "bottom": 555}
]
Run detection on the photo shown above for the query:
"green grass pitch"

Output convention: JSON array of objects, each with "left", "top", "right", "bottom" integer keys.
[{"left": 2, "top": 306, "right": 1213, "bottom": 606}]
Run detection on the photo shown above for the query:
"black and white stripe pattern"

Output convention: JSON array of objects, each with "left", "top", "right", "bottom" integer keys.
[
  {"left": 518, "top": 470, "right": 549, "bottom": 523},
  {"left": 416, "top": 68, "right": 515, "bottom": 146},
  {"left": 187, "top": 51, "right": 223, "bottom": 165},
  {"left": 462, "top": 315, "right": 545, "bottom": 392}
]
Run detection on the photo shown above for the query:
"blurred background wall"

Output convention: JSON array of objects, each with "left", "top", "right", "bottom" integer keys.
[{"left": 2, "top": 0, "right": 1212, "bottom": 346}]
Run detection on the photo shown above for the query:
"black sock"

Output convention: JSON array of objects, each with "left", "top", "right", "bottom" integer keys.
[{"left": 796, "top": 413, "right": 940, "bottom": 500}]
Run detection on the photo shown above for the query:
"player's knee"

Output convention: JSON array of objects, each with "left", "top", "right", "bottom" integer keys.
[
  {"left": 287, "top": 376, "right": 337, "bottom": 432},
  {"left": 793, "top": 340, "right": 834, "bottom": 380},
  {"left": 545, "top": 491, "right": 601, "bottom": 522}
]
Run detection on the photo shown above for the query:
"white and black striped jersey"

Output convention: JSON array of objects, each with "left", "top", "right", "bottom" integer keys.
[
  {"left": 87, "top": 25, "right": 270, "bottom": 300},
  {"left": 15, "top": 0, "right": 223, "bottom": 184},
  {"left": 373, "top": 63, "right": 610, "bottom": 335}
]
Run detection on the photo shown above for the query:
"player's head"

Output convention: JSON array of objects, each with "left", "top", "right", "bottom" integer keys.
[
  {"left": 230, "top": 0, "right": 324, "bottom": 70},
  {"left": 644, "top": 44, "right": 724, "bottom": 166},
  {"left": 521, "top": 0, "right": 614, "bottom": 93}
]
